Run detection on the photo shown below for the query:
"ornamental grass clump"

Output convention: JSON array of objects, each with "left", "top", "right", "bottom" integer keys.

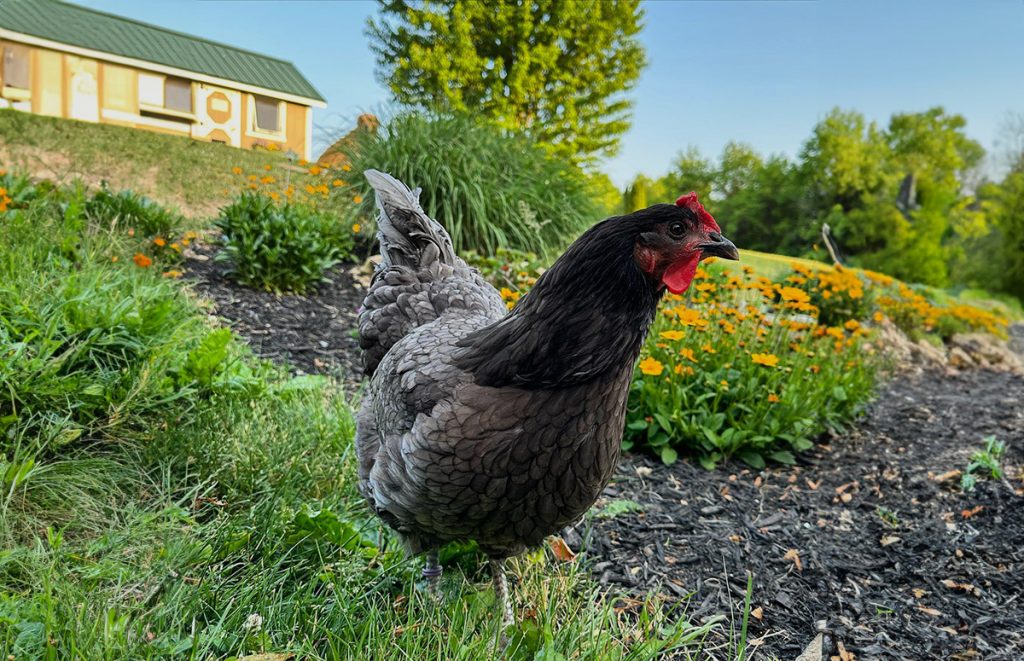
[
  {"left": 339, "top": 112, "right": 601, "bottom": 256},
  {"left": 214, "top": 191, "right": 354, "bottom": 294}
]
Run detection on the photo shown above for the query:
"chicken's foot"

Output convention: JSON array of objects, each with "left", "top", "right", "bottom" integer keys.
[
  {"left": 490, "top": 558, "right": 514, "bottom": 647},
  {"left": 422, "top": 552, "right": 442, "bottom": 595}
]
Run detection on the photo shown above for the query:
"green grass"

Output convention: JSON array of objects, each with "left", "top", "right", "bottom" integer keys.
[
  {"left": 0, "top": 109, "right": 306, "bottom": 220},
  {"left": 0, "top": 180, "right": 737, "bottom": 659}
]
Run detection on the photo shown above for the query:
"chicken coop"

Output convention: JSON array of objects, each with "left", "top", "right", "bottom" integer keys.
[{"left": 0, "top": 0, "right": 325, "bottom": 160}]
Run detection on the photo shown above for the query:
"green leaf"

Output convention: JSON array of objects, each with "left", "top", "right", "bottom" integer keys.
[
  {"left": 769, "top": 450, "right": 796, "bottom": 465},
  {"left": 660, "top": 446, "right": 678, "bottom": 465},
  {"left": 737, "top": 451, "right": 765, "bottom": 469}
]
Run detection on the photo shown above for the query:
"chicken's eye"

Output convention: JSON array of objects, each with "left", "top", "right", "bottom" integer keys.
[{"left": 668, "top": 221, "right": 686, "bottom": 239}]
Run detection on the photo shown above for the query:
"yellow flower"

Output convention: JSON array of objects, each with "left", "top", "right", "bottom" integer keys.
[
  {"left": 153, "top": 237, "right": 166, "bottom": 247},
  {"left": 305, "top": 184, "right": 316, "bottom": 194},
  {"left": 342, "top": 163, "right": 352, "bottom": 172},
  {"left": 768, "top": 393, "right": 780, "bottom": 403},
  {"left": 844, "top": 319, "right": 860, "bottom": 331},
  {"left": 352, "top": 223, "right": 361, "bottom": 233},
  {"left": 809, "top": 364, "right": 821, "bottom": 374},
  {"left": 751, "top": 352, "right": 779, "bottom": 368},
  {"left": 499, "top": 287, "right": 515, "bottom": 300},
  {"left": 701, "top": 343, "right": 716, "bottom": 354},
  {"left": 162, "top": 269, "right": 183, "bottom": 278},
  {"left": 231, "top": 166, "right": 243, "bottom": 175},
  {"left": 248, "top": 174, "right": 258, "bottom": 181},
  {"left": 261, "top": 175, "right": 275, "bottom": 184},
  {"left": 674, "top": 364, "right": 695, "bottom": 376},
  {"left": 309, "top": 165, "right": 322, "bottom": 175},
  {"left": 332, "top": 179, "right": 345, "bottom": 187},
  {"left": 677, "top": 308, "right": 707, "bottom": 327},
  {"left": 170, "top": 243, "right": 180, "bottom": 252},
  {"left": 778, "top": 286, "right": 810, "bottom": 304},
  {"left": 659, "top": 330, "right": 685, "bottom": 341},
  {"left": 263, "top": 164, "right": 273, "bottom": 171},
  {"left": 110, "top": 255, "right": 119, "bottom": 263},
  {"left": 639, "top": 357, "right": 664, "bottom": 376},
  {"left": 719, "top": 379, "right": 729, "bottom": 390},
  {"left": 826, "top": 327, "right": 845, "bottom": 340},
  {"left": 353, "top": 195, "right": 363, "bottom": 204},
  {"left": 269, "top": 191, "right": 281, "bottom": 201},
  {"left": 873, "top": 311, "right": 885, "bottom": 323},
  {"left": 679, "top": 347, "right": 697, "bottom": 362}
]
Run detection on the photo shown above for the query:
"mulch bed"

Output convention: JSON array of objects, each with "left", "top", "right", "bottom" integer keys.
[
  {"left": 584, "top": 366, "right": 1024, "bottom": 660},
  {"left": 183, "top": 244, "right": 1023, "bottom": 659},
  {"left": 183, "top": 242, "right": 368, "bottom": 390}
]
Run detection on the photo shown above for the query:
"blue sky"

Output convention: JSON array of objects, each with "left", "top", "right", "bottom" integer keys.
[{"left": 77, "top": 0, "right": 1024, "bottom": 187}]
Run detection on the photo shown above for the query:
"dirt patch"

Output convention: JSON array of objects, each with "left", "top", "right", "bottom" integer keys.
[
  {"left": 583, "top": 366, "right": 1024, "bottom": 660},
  {"left": 182, "top": 241, "right": 367, "bottom": 390}
]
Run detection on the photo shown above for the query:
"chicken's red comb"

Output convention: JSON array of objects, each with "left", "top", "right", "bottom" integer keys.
[{"left": 675, "top": 192, "right": 721, "bottom": 233}]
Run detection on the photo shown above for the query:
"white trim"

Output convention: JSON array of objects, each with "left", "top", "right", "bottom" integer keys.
[
  {"left": 102, "top": 107, "right": 190, "bottom": 133},
  {"left": 304, "top": 105, "right": 312, "bottom": 161},
  {"left": 246, "top": 93, "right": 285, "bottom": 141},
  {"left": 0, "top": 28, "right": 326, "bottom": 108}
]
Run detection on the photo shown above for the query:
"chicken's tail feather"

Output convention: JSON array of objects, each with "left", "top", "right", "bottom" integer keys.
[
  {"left": 365, "top": 169, "right": 456, "bottom": 271},
  {"left": 359, "top": 170, "right": 503, "bottom": 376}
]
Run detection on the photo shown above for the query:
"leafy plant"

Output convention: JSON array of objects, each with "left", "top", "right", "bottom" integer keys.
[
  {"left": 342, "top": 112, "right": 601, "bottom": 257},
  {"left": 961, "top": 436, "right": 1005, "bottom": 491},
  {"left": 84, "top": 182, "right": 184, "bottom": 237},
  {"left": 214, "top": 191, "right": 354, "bottom": 293}
]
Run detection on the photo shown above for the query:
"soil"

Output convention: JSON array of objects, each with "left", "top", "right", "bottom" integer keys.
[
  {"left": 183, "top": 241, "right": 368, "bottom": 390},
  {"left": 184, "top": 245, "right": 1023, "bottom": 660},
  {"left": 583, "top": 365, "right": 1024, "bottom": 660}
]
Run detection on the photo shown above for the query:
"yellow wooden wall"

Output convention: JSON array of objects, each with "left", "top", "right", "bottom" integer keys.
[{"left": 0, "top": 38, "right": 312, "bottom": 159}]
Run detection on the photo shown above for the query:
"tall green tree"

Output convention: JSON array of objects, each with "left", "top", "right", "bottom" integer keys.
[
  {"left": 658, "top": 147, "right": 715, "bottom": 202},
  {"left": 367, "top": 0, "right": 646, "bottom": 162}
]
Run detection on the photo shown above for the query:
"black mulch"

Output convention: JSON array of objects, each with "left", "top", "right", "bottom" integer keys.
[
  {"left": 583, "top": 367, "right": 1024, "bottom": 660},
  {"left": 182, "top": 245, "right": 1023, "bottom": 659},
  {"left": 182, "top": 242, "right": 368, "bottom": 390}
]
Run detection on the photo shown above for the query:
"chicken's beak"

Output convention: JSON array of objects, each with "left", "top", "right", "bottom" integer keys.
[{"left": 698, "top": 232, "right": 739, "bottom": 261}]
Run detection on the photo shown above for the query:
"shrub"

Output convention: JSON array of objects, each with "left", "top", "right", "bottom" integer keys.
[
  {"left": 214, "top": 191, "right": 354, "bottom": 293},
  {"left": 84, "top": 182, "right": 184, "bottom": 237},
  {"left": 340, "top": 112, "right": 601, "bottom": 256}
]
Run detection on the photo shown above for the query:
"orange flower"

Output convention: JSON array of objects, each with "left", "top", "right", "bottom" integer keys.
[
  {"left": 133, "top": 253, "right": 152, "bottom": 268},
  {"left": 353, "top": 195, "right": 363, "bottom": 204},
  {"left": 231, "top": 166, "right": 243, "bottom": 175},
  {"left": 110, "top": 255, "right": 119, "bottom": 263},
  {"left": 332, "top": 179, "right": 345, "bottom": 187},
  {"left": 309, "top": 165, "right": 322, "bottom": 175},
  {"left": 153, "top": 237, "right": 166, "bottom": 247},
  {"left": 263, "top": 164, "right": 273, "bottom": 171},
  {"left": 679, "top": 347, "right": 697, "bottom": 362},
  {"left": 768, "top": 393, "right": 780, "bottom": 403},
  {"left": 261, "top": 175, "right": 275, "bottom": 184}
]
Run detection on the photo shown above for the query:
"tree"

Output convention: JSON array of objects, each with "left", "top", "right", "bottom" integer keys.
[
  {"left": 657, "top": 147, "right": 715, "bottom": 202},
  {"left": 367, "top": 0, "right": 646, "bottom": 162}
]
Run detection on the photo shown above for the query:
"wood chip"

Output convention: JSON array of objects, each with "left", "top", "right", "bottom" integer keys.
[
  {"left": 805, "top": 478, "right": 821, "bottom": 490},
  {"left": 961, "top": 505, "right": 983, "bottom": 519},
  {"left": 784, "top": 548, "right": 803, "bottom": 571},
  {"left": 931, "top": 469, "right": 962, "bottom": 483},
  {"left": 940, "top": 579, "right": 981, "bottom": 597},
  {"left": 751, "top": 606, "right": 764, "bottom": 620},
  {"left": 912, "top": 588, "right": 927, "bottom": 599},
  {"left": 917, "top": 605, "right": 942, "bottom": 617},
  {"left": 880, "top": 535, "right": 901, "bottom": 547}
]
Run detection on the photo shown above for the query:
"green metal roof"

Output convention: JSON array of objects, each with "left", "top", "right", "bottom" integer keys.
[{"left": 0, "top": 0, "right": 325, "bottom": 103}]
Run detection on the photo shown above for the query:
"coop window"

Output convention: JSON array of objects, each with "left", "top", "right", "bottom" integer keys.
[
  {"left": 254, "top": 95, "right": 280, "bottom": 132},
  {"left": 2, "top": 45, "right": 30, "bottom": 90},
  {"left": 164, "top": 77, "right": 192, "bottom": 112}
]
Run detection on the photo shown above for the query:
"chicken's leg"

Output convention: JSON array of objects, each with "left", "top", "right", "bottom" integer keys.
[
  {"left": 490, "top": 558, "right": 514, "bottom": 637},
  {"left": 422, "top": 552, "right": 442, "bottom": 594}
]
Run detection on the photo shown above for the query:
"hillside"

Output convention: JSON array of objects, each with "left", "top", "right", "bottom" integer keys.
[{"left": 0, "top": 109, "right": 301, "bottom": 218}]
